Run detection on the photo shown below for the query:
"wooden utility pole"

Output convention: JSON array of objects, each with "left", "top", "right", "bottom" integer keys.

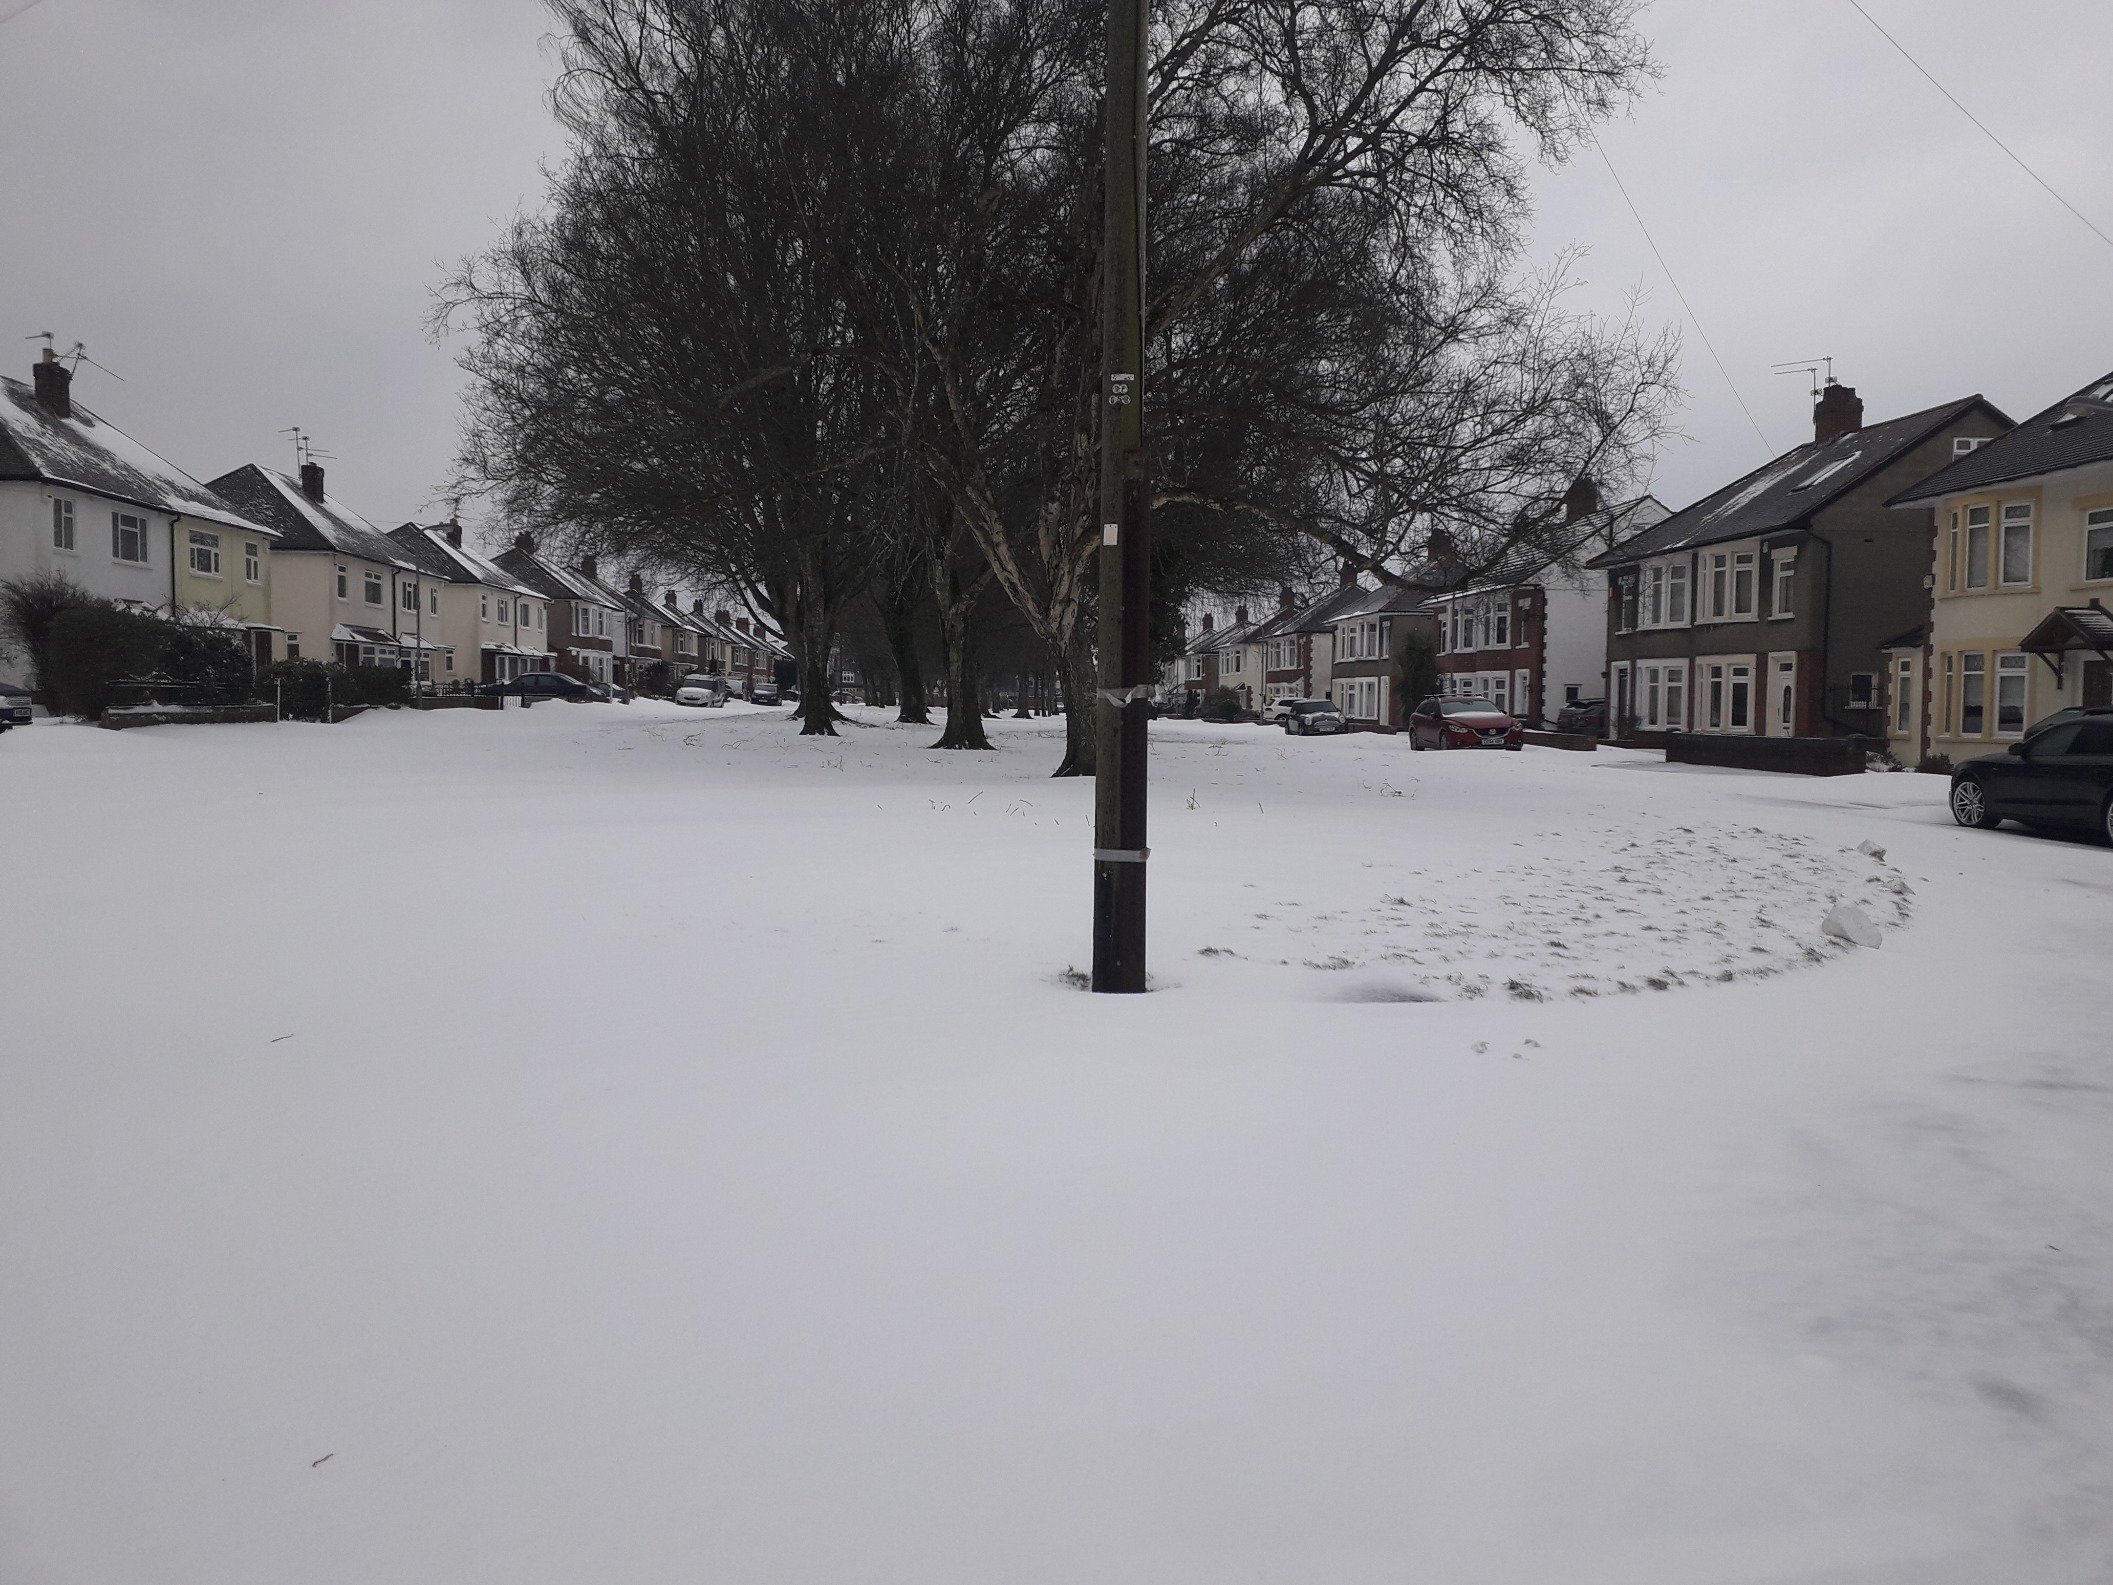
[{"left": 1091, "top": 0, "right": 1150, "bottom": 993}]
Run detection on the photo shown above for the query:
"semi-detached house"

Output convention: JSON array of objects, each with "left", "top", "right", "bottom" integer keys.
[
  {"left": 2, "top": 352, "right": 281, "bottom": 664},
  {"left": 495, "top": 536, "right": 625, "bottom": 687},
  {"left": 209, "top": 461, "right": 446, "bottom": 675},
  {"left": 1888, "top": 367, "right": 2113, "bottom": 765},
  {"left": 388, "top": 521, "right": 553, "bottom": 686},
  {"left": 1589, "top": 382, "right": 2008, "bottom": 742}
]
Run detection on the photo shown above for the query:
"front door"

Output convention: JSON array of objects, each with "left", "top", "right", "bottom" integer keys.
[{"left": 1767, "top": 653, "right": 1797, "bottom": 737}]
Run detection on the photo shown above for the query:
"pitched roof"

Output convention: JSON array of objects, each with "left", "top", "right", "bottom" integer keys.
[
  {"left": 207, "top": 465, "right": 417, "bottom": 569},
  {"left": 2019, "top": 603, "right": 2113, "bottom": 654},
  {"left": 1247, "top": 582, "right": 1373, "bottom": 643},
  {"left": 0, "top": 378, "right": 271, "bottom": 533},
  {"left": 388, "top": 524, "right": 541, "bottom": 597},
  {"left": 1328, "top": 582, "right": 1432, "bottom": 623},
  {"left": 1446, "top": 495, "right": 1670, "bottom": 593},
  {"left": 1593, "top": 398, "right": 2003, "bottom": 567},
  {"left": 492, "top": 546, "right": 623, "bottom": 607},
  {"left": 1889, "top": 372, "right": 2113, "bottom": 504}
]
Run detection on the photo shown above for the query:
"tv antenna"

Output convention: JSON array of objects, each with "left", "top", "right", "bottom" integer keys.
[
  {"left": 279, "top": 427, "right": 335, "bottom": 470},
  {"left": 1771, "top": 357, "right": 1835, "bottom": 398},
  {"left": 27, "top": 334, "right": 125, "bottom": 382}
]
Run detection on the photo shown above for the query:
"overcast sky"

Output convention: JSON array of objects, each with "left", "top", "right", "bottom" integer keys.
[{"left": 3, "top": 0, "right": 2110, "bottom": 535}]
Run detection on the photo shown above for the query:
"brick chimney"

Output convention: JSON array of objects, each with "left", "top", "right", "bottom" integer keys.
[
  {"left": 514, "top": 531, "right": 536, "bottom": 555},
  {"left": 1814, "top": 380, "right": 1863, "bottom": 446},
  {"left": 629, "top": 572, "right": 644, "bottom": 594},
  {"left": 578, "top": 556, "right": 598, "bottom": 581},
  {"left": 692, "top": 599, "right": 706, "bottom": 616},
  {"left": 445, "top": 522, "right": 463, "bottom": 548},
  {"left": 1201, "top": 612, "right": 1214, "bottom": 633},
  {"left": 31, "top": 349, "right": 71, "bottom": 418},
  {"left": 299, "top": 461, "right": 326, "bottom": 504},
  {"left": 1278, "top": 586, "right": 1297, "bottom": 612},
  {"left": 737, "top": 617, "right": 751, "bottom": 636},
  {"left": 716, "top": 609, "right": 731, "bottom": 627},
  {"left": 1338, "top": 562, "right": 1357, "bottom": 588},
  {"left": 663, "top": 589, "right": 680, "bottom": 610},
  {"left": 1563, "top": 477, "right": 1601, "bottom": 522},
  {"left": 1234, "top": 605, "right": 1248, "bottom": 625}
]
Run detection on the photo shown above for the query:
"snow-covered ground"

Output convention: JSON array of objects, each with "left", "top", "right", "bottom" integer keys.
[{"left": 1, "top": 702, "right": 2107, "bottom": 1583}]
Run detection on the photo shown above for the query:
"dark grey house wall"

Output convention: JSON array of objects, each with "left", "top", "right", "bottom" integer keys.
[{"left": 1811, "top": 413, "right": 2002, "bottom": 732}]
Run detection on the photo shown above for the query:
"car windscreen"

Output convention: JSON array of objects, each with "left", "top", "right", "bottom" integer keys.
[
  {"left": 1290, "top": 702, "right": 1333, "bottom": 713},
  {"left": 1440, "top": 699, "right": 1501, "bottom": 715}
]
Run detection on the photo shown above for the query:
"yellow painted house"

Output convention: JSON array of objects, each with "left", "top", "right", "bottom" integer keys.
[{"left": 1890, "top": 369, "right": 2113, "bottom": 765}]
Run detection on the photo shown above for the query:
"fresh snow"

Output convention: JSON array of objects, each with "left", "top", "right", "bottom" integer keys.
[{"left": 1, "top": 704, "right": 2108, "bottom": 1583}]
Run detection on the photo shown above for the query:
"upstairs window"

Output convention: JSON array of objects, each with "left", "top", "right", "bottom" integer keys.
[
  {"left": 401, "top": 580, "right": 419, "bottom": 611},
  {"left": 1953, "top": 435, "right": 1989, "bottom": 457},
  {"left": 1616, "top": 576, "right": 1637, "bottom": 634},
  {"left": 52, "top": 498, "right": 75, "bottom": 551},
  {"left": 481, "top": 594, "right": 491, "bottom": 620},
  {"left": 244, "top": 541, "right": 262, "bottom": 583},
  {"left": 1706, "top": 553, "right": 1729, "bottom": 619},
  {"left": 1665, "top": 562, "right": 1689, "bottom": 624},
  {"left": 1731, "top": 552, "right": 1757, "bottom": 617},
  {"left": 1491, "top": 600, "right": 1509, "bottom": 647},
  {"left": 1964, "top": 506, "right": 1991, "bottom": 589},
  {"left": 364, "top": 571, "right": 384, "bottom": 606},
  {"left": 187, "top": 528, "right": 220, "bottom": 576},
  {"left": 2087, "top": 508, "right": 2113, "bottom": 581},
  {"left": 498, "top": 598, "right": 511, "bottom": 624},
  {"left": 1771, "top": 551, "right": 1795, "bottom": 617},
  {"left": 1999, "top": 502, "right": 2033, "bottom": 586},
  {"left": 430, "top": 585, "right": 440, "bottom": 615},
  {"left": 336, "top": 565, "right": 348, "bottom": 599},
  {"left": 112, "top": 512, "right": 148, "bottom": 564}
]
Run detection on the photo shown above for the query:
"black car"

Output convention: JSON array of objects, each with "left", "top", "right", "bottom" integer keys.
[
  {"left": 0, "top": 683, "right": 31, "bottom": 732},
  {"left": 1554, "top": 697, "right": 1605, "bottom": 736},
  {"left": 480, "top": 670, "right": 608, "bottom": 702},
  {"left": 1950, "top": 707, "right": 2113, "bottom": 843},
  {"left": 1283, "top": 699, "right": 1349, "bottom": 735}
]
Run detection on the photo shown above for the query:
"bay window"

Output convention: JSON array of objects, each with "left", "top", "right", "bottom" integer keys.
[
  {"left": 1995, "top": 653, "right": 2028, "bottom": 736},
  {"left": 1959, "top": 652, "right": 1986, "bottom": 735}
]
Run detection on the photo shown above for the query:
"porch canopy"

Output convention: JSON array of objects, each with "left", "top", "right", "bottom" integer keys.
[{"left": 2018, "top": 602, "right": 2113, "bottom": 688}]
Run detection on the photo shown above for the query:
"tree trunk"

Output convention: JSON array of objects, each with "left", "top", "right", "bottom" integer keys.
[
  {"left": 931, "top": 582, "right": 992, "bottom": 750},
  {"left": 1050, "top": 639, "right": 1095, "bottom": 777},
  {"left": 884, "top": 595, "right": 930, "bottom": 725},
  {"left": 792, "top": 586, "right": 838, "bottom": 737}
]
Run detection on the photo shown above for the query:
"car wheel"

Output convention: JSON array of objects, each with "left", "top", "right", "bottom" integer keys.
[
  {"left": 2102, "top": 792, "right": 2113, "bottom": 847},
  {"left": 1950, "top": 776, "right": 2001, "bottom": 830}
]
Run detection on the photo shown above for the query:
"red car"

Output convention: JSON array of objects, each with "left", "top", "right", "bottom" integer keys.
[{"left": 1408, "top": 696, "right": 1523, "bottom": 751}]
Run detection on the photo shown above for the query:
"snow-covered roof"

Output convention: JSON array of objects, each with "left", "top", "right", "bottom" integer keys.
[
  {"left": 389, "top": 524, "right": 543, "bottom": 599},
  {"left": 208, "top": 465, "right": 420, "bottom": 571},
  {"left": 0, "top": 377, "right": 273, "bottom": 534}
]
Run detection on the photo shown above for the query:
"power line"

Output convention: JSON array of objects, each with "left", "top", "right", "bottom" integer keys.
[
  {"left": 1591, "top": 135, "right": 1777, "bottom": 460},
  {"left": 1847, "top": 0, "right": 2113, "bottom": 256}
]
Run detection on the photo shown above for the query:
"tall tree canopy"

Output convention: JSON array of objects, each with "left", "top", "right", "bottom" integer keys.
[{"left": 440, "top": 0, "right": 1677, "bottom": 760}]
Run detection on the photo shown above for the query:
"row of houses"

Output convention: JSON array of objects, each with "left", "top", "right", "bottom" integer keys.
[
  {"left": 1170, "top": 369, "right": 2113, "bottom": 763},
  {"left": 0, "top": 349, "right": 788, "bottom": 694}
]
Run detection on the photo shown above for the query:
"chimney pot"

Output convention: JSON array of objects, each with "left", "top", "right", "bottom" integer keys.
[
  {"left": 692, "top": 599, "right": 705, "bottom": 616},
  {"left": 1201, "top": 612, "right": 1214, "bottom": 632},
  {"left": 445, "top": 522, "right": 463, "bottom": 548},
  {"left": 580, "top": 556, "right": 598, "bottom": 580},
  {"left": 31, "top": 350, "right": 72, "bottom": 419},
  {"left": 1278, "top": 586, "right": 1296, "bottom": 612},
  {"left": 1813, "top": 380, "right": 1863, "bottom": 446},
  {"left": 629, "top": 572, "right": 643, "bottom": 594},
  {"left": 1234, "top": 605, "right": 1248, "bottom": 625},
  {"left": 299, "top": 461, "right": 326, "bottom": 504},
  {"left": 716, "top": 609, "right": 731, "bottom": 627},
  {"left": 514, "top": 531, "right": 536, "bottom": 555}
]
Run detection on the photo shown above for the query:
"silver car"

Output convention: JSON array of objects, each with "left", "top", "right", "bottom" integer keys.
[
  {"left": 674, "top": 674, "right": 729, "bottom": 707},
  {"left": 1283, "top": 699, "right": 1349, "bottom": 735}
]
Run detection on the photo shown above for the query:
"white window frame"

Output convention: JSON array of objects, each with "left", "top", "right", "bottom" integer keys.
[
  {"left": 52, "top": 497, "right": 76, "bottom": 552},
  {"left": 244, "top": 541, "right": 262, "bottom": 583},
  {"left": 1665, "top": 561, "right": 1688, "bottom": 625},
  {"left": 336, "top": 564, "right": 349, "bottom": 599},
  {"left": 1637, "top": 660, "right": 1688, "bottom": 731},
  {"left": 1707, "top": 553, "right": 1729, "bottom": 620},
  {"left": 2087, "top": 508, "right": 2113, "bottom": 583},
  {"left": 1893, "top": 656, "right": 1914, "bottom": 735},
  {"left": 1770, "top": 550, "right": 1795, "bottom": 618},
  {"left": 1994, "top": 652, "right": 2029, "bottom": 737},
  {"left": 430, "top": 585, "right": 440, "bottom": 615},
  {"left": 1491, "top": 599, "right": 1510, "bottom": 648},
  {"left": 1952, "top": 435, "right": 1988, "bottom": 457},
  {"left": 1963, "top": 507, "right": 1992, "bottom": 590},
  {"left": 364, "top": 570, "right": 385, "bottom": 606},
  {"left": 401, "top": 579, "right": 420, "bottom": 612},
  {"left": 1731, "top": 552, "right": 1758, "bottom": 618},
  {"left": 111, "top": 511, "right": 149, "bottom": 565},
  {"left": 1998, "top": 502, "right": 2033, "bottom": 587},
  {"left": 187, "top": 528, "right": 221, "bottom": 578},
  {"left": 498, "top": 598, "right": 511, "bottom": 624},
  {"left": 1959, "top": 651, "right": 1988, "bottom": 736}
]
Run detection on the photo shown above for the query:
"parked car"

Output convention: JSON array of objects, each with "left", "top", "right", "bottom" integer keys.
[
  {"left": 1407, "top": 696, "right": 1524, "bottom": 751},
  {"left": 0, "top": 682, "right": 31, "bottom": 732},
  {"left": 1283, "top": 699, "right": 1349, "bottom": 735},
  {"left": 1259, "top": 697, "right": 1305, "bottom": 726},
  {"left": 1554, "top": 697, "right": 1606, "bottom": 736},
  {"left": 674, "top": 674, "right": 729, "bottom": 708},
  {"left": 1949, "top": 707, "right": 2113, "bottom": 843},
  {"left": 480, "top": 670, "right": 609, "bottom": 702},
  {"left": 750, "top": 682, "right": 782, "bottom": 706}
]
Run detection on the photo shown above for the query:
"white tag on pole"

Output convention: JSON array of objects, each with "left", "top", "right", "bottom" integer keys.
[{"left": 1103, "top": 523, "right": 1119, "bottom": 546}]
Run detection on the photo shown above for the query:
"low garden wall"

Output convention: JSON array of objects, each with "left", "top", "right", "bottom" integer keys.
[
  {"left": 1665, "top": 733, "right": 1867, "bottom": 777},
  {"left": 100, "top": 705, "right": 277, "bottom": 731},
  {"left": 1521, "top": 729, "right": 1597, "bottom": 752}
]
